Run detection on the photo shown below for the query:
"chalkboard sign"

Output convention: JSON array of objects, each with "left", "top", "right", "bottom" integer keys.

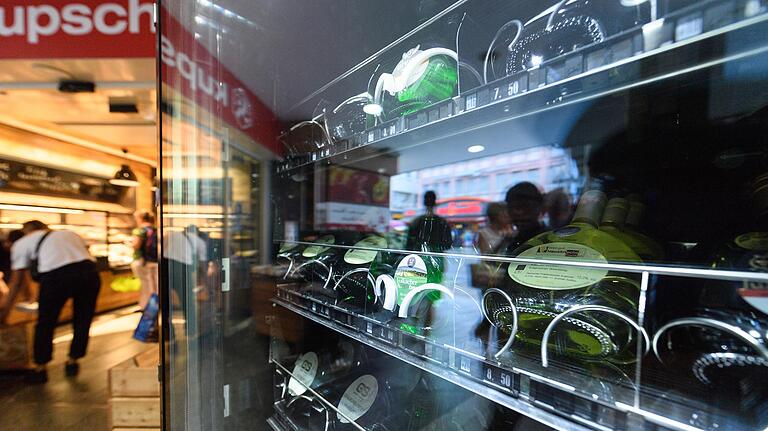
[{"left": 0, "top": 157, "right": 127, "bottom": 203}]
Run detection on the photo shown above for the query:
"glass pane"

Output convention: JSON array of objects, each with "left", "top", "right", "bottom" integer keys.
[{"left": 159, "top": 1, "right": 768, "bottom": 430}]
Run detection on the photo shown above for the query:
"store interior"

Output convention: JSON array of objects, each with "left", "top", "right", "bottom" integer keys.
[{"left": 0, "top": 56, "right": 160, "bottom": 430}]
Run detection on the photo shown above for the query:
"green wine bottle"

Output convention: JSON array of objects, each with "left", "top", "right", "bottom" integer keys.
[
  {"left": 334, "top": 235, "right": 388, "bottom": 310},
  {"left": 495, "top": 190, "right": 644, "bottom": 363}
]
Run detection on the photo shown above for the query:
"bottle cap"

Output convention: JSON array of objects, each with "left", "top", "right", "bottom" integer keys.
[
  {"left": 601, "top": 198, "right": 629, "bottom": 227},
  {"left": 572, "top": 190, "right": 607, "bottom": 227}
]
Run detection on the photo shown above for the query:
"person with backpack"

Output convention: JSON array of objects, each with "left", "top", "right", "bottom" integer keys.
[
  {"left": 131, "top": 210, "right": 159, "bottom": 311},
  {"left": 0, "top": 220, "right": 100, "bottom": 383}
]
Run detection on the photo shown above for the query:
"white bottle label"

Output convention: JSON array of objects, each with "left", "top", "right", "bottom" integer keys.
[
  {"left": 302, "top": 235, "right": 335, "bottom": 258},
  {"left": 344, "top": 236, "right": 387, "bottom": 265},
  {"left": 287, "top": 352, "right": 318, "bottom": 396},
  {"left": 508, "top": 242, "right": 608, "bottom": 290},
  {"left": 337, "top": 374, "right": 378, "bottom": 423},
  {"left": 394, "top": 254, "right": 428, "bottom": 305},
  {"left": 735, "top": 232, "right": 768, "bottom": 251}
]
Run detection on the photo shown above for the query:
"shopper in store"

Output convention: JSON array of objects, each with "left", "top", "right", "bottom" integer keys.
[
  {"left": 0, "top": 229, "right": 37, "bottom": 312},
  {"left": 476, "top": 202, "right": 515, "bottom": 255},
  {"left": 405, "top": 190, "right": 453, "bottom": 252},
  {"left": 131, "top": 210, "right": 159, "bottom": 311},
  {"left": 163, "top": 224, "right": 208, "bottom": 339},
  {"left": 544, "top": 187, "right": 573, "bottom": 229},
  {"left": 504, "top": 182, "right": 546, "bottom": 245},
  {"left": 0, "top": 220, "right": 100, "bottom": 383}
]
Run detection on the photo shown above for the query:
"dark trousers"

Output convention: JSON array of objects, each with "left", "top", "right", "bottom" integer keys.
[{"left": 34, "top": 260, "right": 101, "bottom": 365}]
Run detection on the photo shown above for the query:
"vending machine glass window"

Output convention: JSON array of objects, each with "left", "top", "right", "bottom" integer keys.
[{"left": 159, "top": 1, "right": 768, "bottom": 430}]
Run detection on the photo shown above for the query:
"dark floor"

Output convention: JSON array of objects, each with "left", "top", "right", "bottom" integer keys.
[{"left": 0, "top": 308, "right": 153, "bottom": 431}]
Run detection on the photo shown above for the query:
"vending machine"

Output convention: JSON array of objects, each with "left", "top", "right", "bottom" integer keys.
[{"left": 158, "top": 1, "right": 768, "bottom": 429}]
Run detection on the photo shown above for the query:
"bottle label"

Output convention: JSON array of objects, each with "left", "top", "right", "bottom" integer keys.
[
  {"left": 394, "top": 254, "right": 429, "bottom": 305},
  {"left": 508, "top": 242, "right": 609, "bottom": 290},
  {"left": 287, "top": 352, "right": 318, "bottom": 396},
  {"left": 279, "top": 242, "right": 298, "bottom": 253},
  {"left": 337, "top": 374, "right": 378, "bottom": 423},
  {"left": 302, "top": 235, "right": 335, "bottom": 258},
  {"left": 735, "top": 232, "right": 768, "bottom": 251},
  {"left": 739, "top": 249, "right": 768, "bottom": 314},
  {"left": 344, "top": 236, "right": 387, "bottom": 265}
]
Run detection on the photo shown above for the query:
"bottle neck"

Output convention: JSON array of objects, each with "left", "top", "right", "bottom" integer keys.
[
  {"left": 625, "top": 200, "right": 644, "bottom": 228},
  {"left": 571, "top": 190, "right": 607, "bottom": 228},
  {"left": 600, "top": 198, "right": 628, "bottom": 229}
]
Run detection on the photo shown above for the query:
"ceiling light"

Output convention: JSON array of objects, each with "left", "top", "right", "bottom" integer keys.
[
  {"left": 110, "top": 149, "right": 140, "bottom": 187},
  {"left": 619, "top": 0, "right": 649, "bottom": 5},
  {"left": 363, "top": 103, "right": 383, "bottom": 116},
  {"left": 0, "top": 204, "right": 84, "bottom": 214},
  {"left": 467, "top": 145, "right": 485, "bottom": 153}
]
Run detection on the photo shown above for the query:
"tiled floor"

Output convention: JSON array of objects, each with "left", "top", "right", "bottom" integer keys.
[{"left": 0, "top": 308, "right": 154, "bottom": 431}]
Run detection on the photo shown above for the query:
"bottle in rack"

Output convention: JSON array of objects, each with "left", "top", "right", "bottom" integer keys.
[
  {"left": 333, "top": 234, "right": 389, "bottom": 311},
  {"left": 285, "top": 354, "right": 420, "bottom": 431},
  {"left": 284, "top": 339, "right": 362, "bottom": 400},
  {"left": 654, "top": 173, "right": 768, "bottom": 401},
  {"left": 385, "top": 191, "right": 453, "bottom": 335},
  {"left": 490, "top": 190, "right": 644, "bottom": 363}
]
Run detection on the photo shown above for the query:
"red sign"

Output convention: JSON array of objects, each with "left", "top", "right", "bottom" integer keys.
[
  {"left": 435, "top": 198, "right": 489, "bottom": 218},
  {"left": 160, "top": 10, "right": 282, "bottom": 155},
  {"left": 326, "top": 166, "right": 389, "bottom": 207},
  {"left": 0, "top": 0, "right": 155, "bottom": 58}
]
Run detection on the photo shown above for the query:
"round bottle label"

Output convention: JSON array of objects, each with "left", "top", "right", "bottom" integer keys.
[
  {"left": 735, "top": 232, "right": 768, "bottom": 251},
  {"left": 302, "top": 235, "right": 335, "bottom": 258},
  {"left": 287, "top": 352, "right": 318, "bottom": 396},
  {"left": 337, "top": 374, "right": 378, "bottom": 424},
  {"left": 394, "top": 254, "right": 428, "bottom": 305},
  {"left": 508, "top": 242, "right": 609, "bottom": 290},
  {"left": 344, "top": 236, "right": 387, "bottom": 265}
]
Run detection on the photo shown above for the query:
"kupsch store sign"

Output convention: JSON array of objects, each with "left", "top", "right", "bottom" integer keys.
[{"left": 0, "top": 0, "right": 280, "bottom": 154}]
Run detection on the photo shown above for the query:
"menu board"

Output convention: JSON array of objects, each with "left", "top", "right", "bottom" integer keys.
[{"left": 0, "top": 157, "right": 126, "bottom": 203}]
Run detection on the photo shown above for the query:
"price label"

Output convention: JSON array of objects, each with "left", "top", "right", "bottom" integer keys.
[
  {"left": 459, "top": 356, "right": 471, "bottom": 373},
  {"left": 366, "top": 322, "right": 373, "bottom": 334},
  {"left": 465, "top": 93, "right": 477, "bottom": 110},
  {"left": 368, "top": 131, "right": 375, "bottom": 142},
  {"left": 676, "top": 13, "right": 703, "bottom": 40},
  {"left": 500, "top": 372, "right": 512, "bottom": 388}
]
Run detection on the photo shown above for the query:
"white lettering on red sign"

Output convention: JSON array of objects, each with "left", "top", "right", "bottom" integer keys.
[{"left": 0, "top": 0, "right": 154, "bottom": 44}]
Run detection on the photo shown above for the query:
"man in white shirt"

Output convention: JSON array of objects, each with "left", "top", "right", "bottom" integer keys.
[
  {"left": 0, "top": 220, "right": 100, "bottom": 383},
  {"left": 163, "top": 225, "right": 208, "bottom": 337}
]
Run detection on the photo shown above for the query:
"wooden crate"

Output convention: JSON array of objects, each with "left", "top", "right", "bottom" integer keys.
[
  {"left": 0, "top": 322, "right": 35, "bottom": 369},
  {"left": 108, "top": 345, "right": 161, "bottom": 430},
  {"left": 108, "top": 345, "right": 160, "bottom": 397},
  {"left": 109, "top": 397, "right": 161, "bottom": 428}
]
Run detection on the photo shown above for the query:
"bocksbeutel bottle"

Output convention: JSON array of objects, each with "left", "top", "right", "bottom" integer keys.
[
  {"left": 490, "top": 190, "right": 645, "bottom": 364},
  {"left": 333, "top": 234, "right": 389, "bottom": 311},
  {"left": 284, "top": 339, "right": 361, "bottom": 400},
  {"left": 654, "top": 174, "right": 768, "bottom": 399},
  {"left": 286, "top": 355, "right": 420, "bottom": 431}
]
